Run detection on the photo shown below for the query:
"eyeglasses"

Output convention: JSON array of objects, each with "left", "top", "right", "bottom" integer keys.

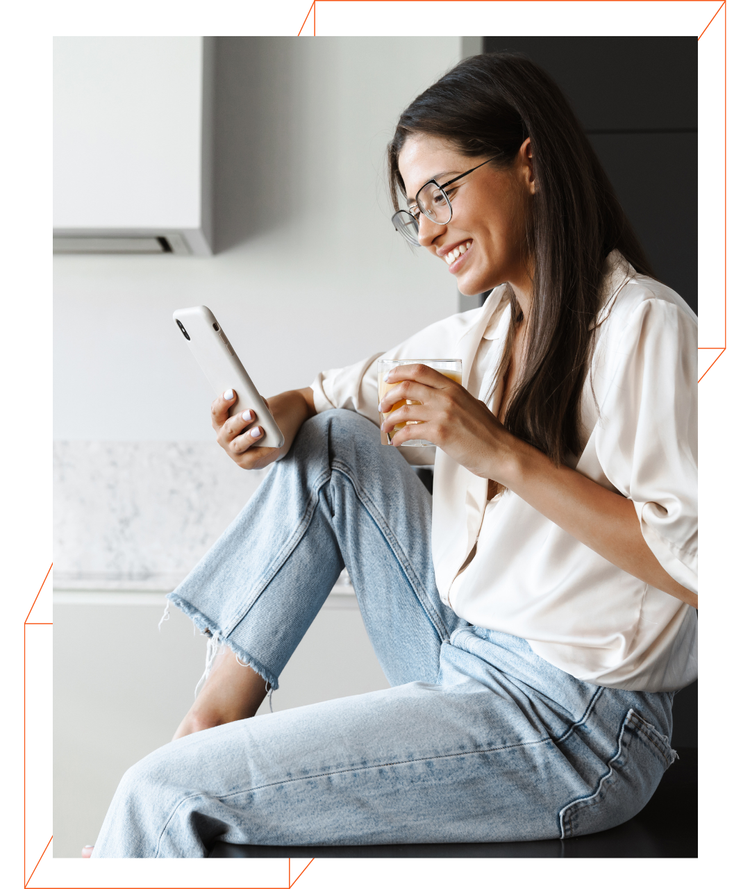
[{"left": 391, "top": 156, "right": 500, "bottom": 246}]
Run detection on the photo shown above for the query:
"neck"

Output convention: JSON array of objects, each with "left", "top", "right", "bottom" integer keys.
[
  {"left": 507, "top": 277, "right": 532, "bottom": 330},
  {"left": 508, "top": 256, "right": 534, "bottom": 318}
]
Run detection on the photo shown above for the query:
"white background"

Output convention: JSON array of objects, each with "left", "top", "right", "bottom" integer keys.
[{"left": 5, "top": 1, "right": 741, "bottom": 886}]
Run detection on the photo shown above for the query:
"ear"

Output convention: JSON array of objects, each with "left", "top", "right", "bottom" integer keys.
[{"left": 518, "top": 137, "right": 536, "bottom": 195}]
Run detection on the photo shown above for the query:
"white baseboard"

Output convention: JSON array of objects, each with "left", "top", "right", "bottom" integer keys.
[{"left": 54, "top": 582, "right": 358, "bottom": 609}]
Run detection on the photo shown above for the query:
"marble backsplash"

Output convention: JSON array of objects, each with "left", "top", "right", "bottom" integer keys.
[{"left": 54, "top": 441, "right": 353, "bottom": 593}]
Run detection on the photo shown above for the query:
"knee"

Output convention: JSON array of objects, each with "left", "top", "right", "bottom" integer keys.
[
  {"left": 100, "top": 747, "right": 192, "bottom": 855},
  {"left": 294, "top": 409, "right": 380, "bottom": 454},
  {"left": 115, "top": 751, "right": 165, "bottom": 810},
  {"left": 309, "top": 408, "right": 377, "bottom": 434},
  {"left": 115, "top": 742, "right": 197, "bottom": 824},
  {"left": 94, "top": 756, "right": 163, "bottom": 856}
]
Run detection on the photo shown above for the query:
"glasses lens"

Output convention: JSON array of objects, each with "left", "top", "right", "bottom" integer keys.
[
  {"left": 393, "top": 210, "right": 420, "bottom": 245},
  {"left": 417, "top": 182, "right": 451, "bottom": 224}
]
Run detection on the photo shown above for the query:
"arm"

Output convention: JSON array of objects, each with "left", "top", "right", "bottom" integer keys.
[
  {"left": 213, "top": 386, "right": 316, "bottom": 471},
  {"left": 380, "top": 364, "right": 696, "bottom": 608},
  {"left": 503, "top": 436, "right": 697, "bottom": 608}
]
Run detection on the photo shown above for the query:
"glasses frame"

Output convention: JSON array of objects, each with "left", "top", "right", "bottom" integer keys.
[{"left": 391, "top": 155, "right": 500, "bottom": 246}]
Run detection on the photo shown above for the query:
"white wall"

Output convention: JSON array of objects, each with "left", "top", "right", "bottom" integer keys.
[
  {"left": 53, "top": 37, "right": 473, "bottom": 857},
  {"left": 54, "top": 37, "right": 465, "bottom": 442}
]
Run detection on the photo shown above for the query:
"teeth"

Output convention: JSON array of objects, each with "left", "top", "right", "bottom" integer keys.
[{"left": 444, "top": 241, "right": 471, "bottom": 265}]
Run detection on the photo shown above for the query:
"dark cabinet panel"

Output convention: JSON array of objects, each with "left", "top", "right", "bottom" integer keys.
[
  {"left": 483, "top": 37, "right": 697, "bottom": 132},
  {"left": 589, "top": 131, "right": 697, "bottom": 313},
  {"left": 481, "top": 37, "right": 697, "bottom": 314}
]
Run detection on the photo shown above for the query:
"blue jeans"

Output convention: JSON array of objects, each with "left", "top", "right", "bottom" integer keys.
[{"left": 92, "top": 410, "right": 677, "bottom": 857}]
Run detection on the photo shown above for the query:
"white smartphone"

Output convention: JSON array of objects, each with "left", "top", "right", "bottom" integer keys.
[{"left": 172, "top": 305, "right": 285, "bottom": 449}]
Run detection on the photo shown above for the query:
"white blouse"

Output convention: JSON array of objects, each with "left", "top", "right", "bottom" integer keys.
[{"left": 310, "top": 252, "right": 697, "bottom": 692}]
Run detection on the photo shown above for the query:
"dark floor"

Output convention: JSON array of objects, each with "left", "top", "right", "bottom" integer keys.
[{"left": 211, "top": 747, "right": 697, "bottom": 859}]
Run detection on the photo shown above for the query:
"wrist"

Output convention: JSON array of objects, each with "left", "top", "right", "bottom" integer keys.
[
  {"left": 488, "top": 428, "right": 528, "bottom": 491},
  {"left": 269, "top": 389, "right": 315, "bottom": 421}
]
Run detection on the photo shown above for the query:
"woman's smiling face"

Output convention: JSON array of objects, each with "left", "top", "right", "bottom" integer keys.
[{"left": 397, "top": 134, "right": 535, "bottom": 299}]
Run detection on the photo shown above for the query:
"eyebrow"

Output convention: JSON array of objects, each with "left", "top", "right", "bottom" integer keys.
[{"left": 405, "top": 170, "right": 459, "bottom": 205}]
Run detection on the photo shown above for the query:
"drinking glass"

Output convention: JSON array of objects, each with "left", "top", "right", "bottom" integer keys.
[{"left": 377, "top": 358, "right": 463, "bottom": 447}]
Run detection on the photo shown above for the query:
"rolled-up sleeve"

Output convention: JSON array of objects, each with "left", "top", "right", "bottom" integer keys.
[
  {"left": 594, "top": 297, "right": 698, "bottom": 593},
  {"left": 310, "top": 352, "right": 383, "bottom": 425}
]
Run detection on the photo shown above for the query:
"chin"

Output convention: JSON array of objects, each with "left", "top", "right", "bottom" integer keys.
[
  {"left": 457, "top": 279, "right": 498, "bottom": 298},
  {"left": 455, "top": 264, "right": 505, "bottom": 297}
]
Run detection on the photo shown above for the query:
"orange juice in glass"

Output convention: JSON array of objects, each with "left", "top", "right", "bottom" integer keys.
[{"left": 377, "top": 358, "right": 462, "bottom": 447}]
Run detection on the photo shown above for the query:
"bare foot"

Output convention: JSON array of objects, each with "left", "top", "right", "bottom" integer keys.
[
  {"left": 172, "top": 645, "right": 269, "bottom": 741},
  {"left": 82, "top": 845, "right": 94, "bottom": 858}
]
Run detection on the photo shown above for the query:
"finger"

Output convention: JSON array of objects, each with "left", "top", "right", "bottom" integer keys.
[
  {"left": 388, "top": 419, "right": 435, "bottom": 449},
  {"left": 215, "top": 408, "right": 256, "bottom": 451},
  {"left": 225, "top": 408, "right": 257, "bottom": 438},
  {"left": 211, "top": 389, "right": 236, "bottom": 432},
  {"left": 228, "top": 424, "right": 266, "bottom": 455},
  {"left": 381, "top": 398, "right": 426, "bottom": 428},
  {"left": 379, "top": 380, "right": 436, "bottom": 414},
  {"left": 381, "top": 403, "right": 430, "bottom": 442},
  {"left": 385, "top": 363, "right": 454, "bottom": 388}
]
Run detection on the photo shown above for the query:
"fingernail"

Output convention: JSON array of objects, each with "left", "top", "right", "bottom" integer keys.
[
  {"left": 242, "top": 409, "right": 252, "bottom": 421},
  {"left": 224, "top": 389, "right": 234, "bottom": 400},
  {"left": 384, "top": 371, "right": 392, "bottom": 382},
  {"left": 84, "top": 844, "right": 94, "bottom": 848},
  {"left": 250, "top": 427, "right": 262, "bottom": 438}
]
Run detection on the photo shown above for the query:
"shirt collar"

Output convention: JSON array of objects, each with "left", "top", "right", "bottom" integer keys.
[
  {"left": 591, "top": 250, "right": 635, "bottom": 329},
  {"left": 454, "top": 283, "right": 514, "bottom": 344}
]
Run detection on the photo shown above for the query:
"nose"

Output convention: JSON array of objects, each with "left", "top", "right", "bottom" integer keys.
[{"left": 417, "top": 213, "right": 447, "bottom": 248}]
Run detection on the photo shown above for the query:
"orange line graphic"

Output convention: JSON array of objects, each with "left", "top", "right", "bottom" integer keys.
[
  {"left": 699, "top": 0, "right": 726, "bottom": 39},
  {"left": 298, "top": 0, "right": 316, "bottom": 34},
  {"left": 698, "top": 349, "right": 726, "bottom": 382},
  {"left": 306, "top": 0, "right": 721, "bottom": 5},
  {"left": 696, "top": 0, "right": 728, "bottom": 378},
  {"left": 25, "top": 835, "right": 52, "bottom": 888},
  {"left": 25, "top": 563, "right": 52, "bottom": 625},
  {"left": 308, "top": 0, "right": 721, "bottom": 4},
  {"left": 25, "top": 565, "right": 52, "bottom": 887},
  {"left": 290, "top": 859, "right": 316, "bottom": 888}
]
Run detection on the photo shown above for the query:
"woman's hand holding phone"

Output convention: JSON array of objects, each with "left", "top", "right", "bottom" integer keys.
[{"left": 212, "top": 387, "right": 316, "bottom": 470}]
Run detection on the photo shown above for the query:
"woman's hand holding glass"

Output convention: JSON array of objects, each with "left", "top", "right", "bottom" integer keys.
[{"left": 378, "top": 363, "right": 517, "bottom": 483}]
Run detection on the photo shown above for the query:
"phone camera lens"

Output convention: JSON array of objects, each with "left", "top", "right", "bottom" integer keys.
[{"left": 176, "top": 319, "right": 191, "bottom": 341}]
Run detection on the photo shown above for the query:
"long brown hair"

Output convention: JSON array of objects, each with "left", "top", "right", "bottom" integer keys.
[{"left": 387, "top": 52, "right": 656, "bottom": 465}]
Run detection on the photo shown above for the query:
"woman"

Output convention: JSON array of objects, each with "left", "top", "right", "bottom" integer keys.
[{"left": 88, "top": 52, "right": 697, "bottom": 857}]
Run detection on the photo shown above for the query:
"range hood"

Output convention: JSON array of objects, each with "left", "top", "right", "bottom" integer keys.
[{"left": 53, "top": 37, "right": 214, "bottom": 255}]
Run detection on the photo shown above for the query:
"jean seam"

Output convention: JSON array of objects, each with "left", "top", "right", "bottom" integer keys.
[
  {"left": 154, "top": 735, "right": 554, "bottom": 854},
  {"left": 449, "top": 630, "right": 604, "bottom": 745},
  {"left": 557, "top": 705, "right": 669, "bottom": 840},
  {"left": 222, "top": 464, "right": 333, "bottom": 635},
  {"left": 330, "top": 457, "right": 450, "bottom": 642},
  {"left": 557, "top": 710, "right": 629, "bottom": 840},
  {"left": 553, "top": 686, "right": 604, "bottom": 745}
]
